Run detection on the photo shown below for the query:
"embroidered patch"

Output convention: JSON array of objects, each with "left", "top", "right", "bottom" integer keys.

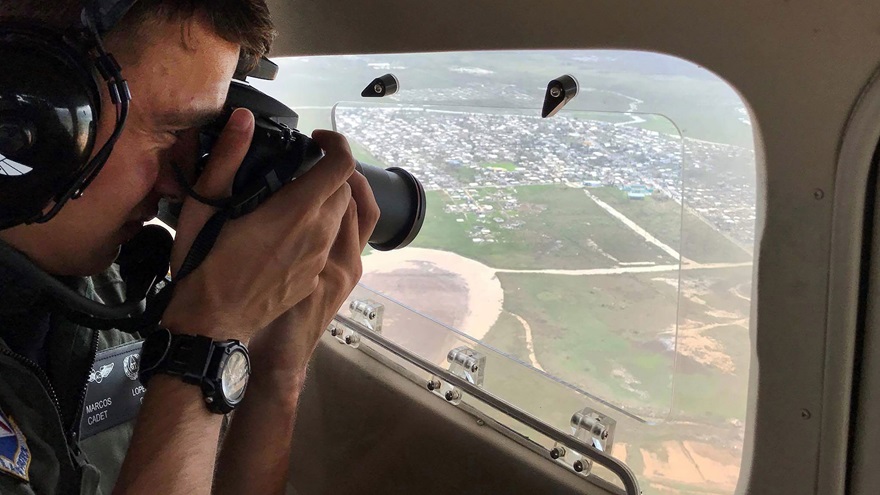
[
  {"left": 0, "top": 407, "right": 30, "bottom": 481},
  {"left": 88, "top": 363, "right": 115, "bottom": 384},
  {"left": 123, "top": 353, "right": 139, "bottom": 381}
]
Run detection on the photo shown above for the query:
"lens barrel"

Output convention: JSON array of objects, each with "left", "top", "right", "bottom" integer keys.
[
  {"left": 159, "top": 159, "right": 427, "bottom": 252},
  {"left": 356, "top": 161, "right": 426, "bottom": 251}
]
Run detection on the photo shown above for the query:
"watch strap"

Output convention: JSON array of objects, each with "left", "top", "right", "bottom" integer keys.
[{"left": 161, "top": 333, "right": 216, "bottom": 386}]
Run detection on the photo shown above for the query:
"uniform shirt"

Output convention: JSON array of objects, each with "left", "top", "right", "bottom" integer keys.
[{"left": 0, "top": 266, "right": 140, "bottom": 495}]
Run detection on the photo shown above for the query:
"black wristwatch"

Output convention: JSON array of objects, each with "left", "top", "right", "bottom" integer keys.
[{"left": 138, "top": 327, "right": 251, "bottom": 414}]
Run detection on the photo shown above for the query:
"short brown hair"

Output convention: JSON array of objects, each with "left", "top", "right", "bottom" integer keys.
[{"left": 2, "top": 0, "right": 275, "bottom": 76}]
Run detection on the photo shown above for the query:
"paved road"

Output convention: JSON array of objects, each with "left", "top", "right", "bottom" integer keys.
[{"left": 495, "top": 261, "right": 752, "bottom": 277}]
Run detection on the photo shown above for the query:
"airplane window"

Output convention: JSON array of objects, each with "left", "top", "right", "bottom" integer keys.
[{"left": 252, "top": 50, "right": 755, "bottom": 495}]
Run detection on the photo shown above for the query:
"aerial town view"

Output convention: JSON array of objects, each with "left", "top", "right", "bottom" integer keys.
[{"left": 259, "top": 50, "right": 757, "bottom": 494}]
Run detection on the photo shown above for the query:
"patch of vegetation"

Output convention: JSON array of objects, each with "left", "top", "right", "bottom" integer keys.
[
  {"left": 493, "top": 268, "right": 751, "bottom": 421},
  {"left": 348, "top": 139, "right": 387, "bottom": 167},
  {"left": 497, "top": 272, "right": 678, "bottom": 413},
  {"left": 672, "top": 370, "right": 748, "bottom": 423},
  {"left": 479, "top": 344, "right": 606, "bottom": 432},
  {"left": 590, "top": 188, "right": 752, "bottom": 263},
  {"left": 634, "top": 114, "right": 681, "bottom": 136},
  {"left": 479, "top": 161, "right": 518, "bottom": 171},
  {"left": 449, "top": 165, "right": 477, "bottom": 184},
  {"left": 482, "top": 311, "right": 531, "bottom": 363},
  {"left": 412, "top": 185, "right": 677, "bottom": 269}
]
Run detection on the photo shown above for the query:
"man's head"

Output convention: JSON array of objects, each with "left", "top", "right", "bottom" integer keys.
[{"left": 0, "top": 0, "right": 274, "bottom": 276}]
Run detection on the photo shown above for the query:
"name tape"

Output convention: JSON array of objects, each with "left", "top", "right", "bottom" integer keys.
[{"left": 79, "top": 340, "right": 145, "bottom": 440}]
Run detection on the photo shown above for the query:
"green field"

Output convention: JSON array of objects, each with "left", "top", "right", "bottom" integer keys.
[
  {"left": 590, "top": 188, "right": 753, "bottom": 263},
  {"left": 484, "top": 265, "right": 751, "bottom": 421},
  {"left": 408, "top": 179, "right": 752, "bottom": 420},
  {"left": 348, "top": 139, "right": 387, "bottom": 168},
  {"left": 479, "top": 161, "right": 518, "bottom": 171},
  {"left": 494, "top": 272, "right": 675, "bottom": 413},
  {"left": 575, "top": 112, "right": 682, "bottom": 138},
  {"left": 412, "top": 185, "right": 678, "bottom": 270},
  {"left": 472, "top": 266, "right": 751, "bottom": 495},
  {"left": 634, "top": 114, "right": 681, "bottom": 136},
  {"left": 482, "top": 311, "right": 531, "bottom": 364},
  {"left": 409, "top": 180, "right": 752, "bottom": 419}
]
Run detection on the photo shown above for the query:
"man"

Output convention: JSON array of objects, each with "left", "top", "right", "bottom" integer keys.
[{"left": 0, "top": 1, "right": 379, "bottom": 494}]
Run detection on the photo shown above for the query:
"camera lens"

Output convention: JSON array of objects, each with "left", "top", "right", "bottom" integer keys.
[{"left": 355, "top": 161, "right": 426, "bottom": 251}]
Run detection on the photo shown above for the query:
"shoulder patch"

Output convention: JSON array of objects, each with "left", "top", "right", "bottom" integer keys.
[{"left": 0, "top": 407, "right": 30, "bottom": 482}]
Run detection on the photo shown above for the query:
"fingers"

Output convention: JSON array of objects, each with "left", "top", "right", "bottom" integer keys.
[
  {"left": 260, "top": 130, "right": 355, "bottom": 219},
  {"left": 311, "top": 129, "right": 353, "bottom": 158},
  {"left": 303, "top": 130, "right": 357, "bottom": 202},
  {"left": 327, "top": 198, "right": 364, "bottom": 282},
  {"left": 194, "top": 109, "right": 254, "bottom": 203},
  {"left": 347, "top": 171, "right": 380, "bottom": 250},
  {"left": 302, "top": 181, "right": 352, "bottom": 260}
]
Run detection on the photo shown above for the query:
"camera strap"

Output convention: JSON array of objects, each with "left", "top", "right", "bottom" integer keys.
[
  {"left": 176, "top": 209, "right": 231, "bottom": 280},
  {"left": 166, "top": 161, "right": 244, "bottom": 280}
]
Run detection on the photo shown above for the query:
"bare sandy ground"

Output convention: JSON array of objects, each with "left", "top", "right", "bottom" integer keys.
[
  {"left": 357, "top": 266, "right": 470, "bottom": 365},
  {"left": 611, "top": 442, "right": 628, "bottom": 464},
  {"left": 361, "top": 248, "right": 504, "bottom": 341},
  {"left": 641, "top": 441, "right": 740, "bottom": 493},
  {"left": 652, "top": 277, "right": 747, "bottom": 374},
  {"left": 510, "top": 312, "right": 545, "bottom": 372}
]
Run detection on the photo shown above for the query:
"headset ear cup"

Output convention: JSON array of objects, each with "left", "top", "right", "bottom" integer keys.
[{"left": 0, "top": 24, "right": 101, "bottom": 229}]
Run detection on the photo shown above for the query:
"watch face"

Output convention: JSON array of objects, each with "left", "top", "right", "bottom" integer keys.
[{"left": 221, "top": 349, "right": 249, "bottom": 404}]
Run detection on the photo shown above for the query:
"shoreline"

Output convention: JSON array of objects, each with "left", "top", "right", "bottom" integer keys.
[{"left": 361, "top": 248, "right": 504, "bottom": 341}]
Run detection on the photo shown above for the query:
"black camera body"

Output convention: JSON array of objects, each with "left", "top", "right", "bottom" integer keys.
[
  {"left": 199, "top": 84, "right": 325, "bottom": 217},
  {"left": 165, "top": 80, "right": 426, "bottom": 251}
]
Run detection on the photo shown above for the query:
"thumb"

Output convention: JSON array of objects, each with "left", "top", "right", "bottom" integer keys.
[{"left": 171, "top": 108, "right": 254, "bottom": 274}]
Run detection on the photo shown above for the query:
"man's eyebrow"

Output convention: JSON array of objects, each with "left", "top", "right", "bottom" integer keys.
[{"left": 157, "top": 107, "right": 226, "bottom": 128}]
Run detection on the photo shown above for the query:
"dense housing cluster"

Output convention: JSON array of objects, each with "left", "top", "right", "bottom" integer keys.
[{"left": 337, "top": 106, "right": 756, "bottom": 247}]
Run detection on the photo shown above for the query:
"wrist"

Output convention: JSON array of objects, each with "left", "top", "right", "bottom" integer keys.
[
  {"left": 162, "top": 298, "right": 243, "bottom": 342},
  {"left": 143, "top": 374, "right": 223, "bottom": 420},
  {"left": 161, "top": 271, "right": 254, "bottom": 341},
  {"left": 245, "top": 367, "right": 307, "bottom": 411}
]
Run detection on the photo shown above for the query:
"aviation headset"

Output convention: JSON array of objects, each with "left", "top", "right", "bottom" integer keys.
[
  {"left": 0, "top": 0, "right": 174, "bottom": 330},
  {"left": 0, "top": 0, "right": 138, "bottom": 229}
]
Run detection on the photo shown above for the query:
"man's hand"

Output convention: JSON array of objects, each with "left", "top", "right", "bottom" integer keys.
[
  {"left": 247, "top": 130, "right": 380, "bottom": 390},
  {"left": 210, "top": 130, "right": 379, "bottom": 495},
  {"left": 161, "top": 110, "right": 361, "bottom": 343}
]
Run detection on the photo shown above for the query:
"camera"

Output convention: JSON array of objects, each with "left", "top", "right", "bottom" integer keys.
[{"left": 160, "top": 80, "right": 426, "bottom": 251}]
